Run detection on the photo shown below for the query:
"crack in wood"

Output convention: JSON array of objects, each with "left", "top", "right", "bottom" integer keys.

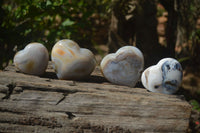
[
  {"left": 0, "top": 108, "right": 25, "bottom": 115},
  {"left": 46, "top": 110, "right": 76, "bottom": 120},
  {"left": 65, "top": 112, "right": 76, "bottom": 120},
  {"left": 56, "top": 94, "right": 66, "bottom": 105},
  {"left": 0, "top": 116, "right": 62, "bottom": 128},
  {"left": 19, "top": 86, "right": 80, "bottom": 94},
  {"left": 2, "top": 83, "right": 16, "bottom": 99}
]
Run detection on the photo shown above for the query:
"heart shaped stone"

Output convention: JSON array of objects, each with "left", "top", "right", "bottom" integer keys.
[
  {"left": 14, "top": 42, "right": 49, "bottom": 75},
  {"left": 141, "top": 58, "right": 183, "bottom": 94},
  {"left": 51, "top": 39, "right": 96, "bottom": 80},
  {"left": 100, "top": 46, "right": 144, "bottom": 87}
]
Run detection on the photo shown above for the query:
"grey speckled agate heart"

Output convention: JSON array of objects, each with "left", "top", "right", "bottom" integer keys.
[
  {"left": 141, "top": 58, "right": 183, "bottom": 94},
  {"left": 14, "top": 43, "right": 49, "bottom": 75},
  {"left": 100, "top": 46, "right": 144, "bottom": 87}
]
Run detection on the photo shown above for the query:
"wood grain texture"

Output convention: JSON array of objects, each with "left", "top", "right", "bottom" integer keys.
[{"left": 0, "top": 62, "right": 191, "bottom": 133}]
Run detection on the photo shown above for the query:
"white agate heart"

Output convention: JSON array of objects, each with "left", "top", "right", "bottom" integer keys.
[
  {"left": 141, "top": 58, "right": 183, "bottom": 94},
  {"left": 100, "top": 46, "right": 144, "bottom": 87},
  {"left": 51, "top": 39, "right": 96, "bottom": 80},
  {"left": 14, "top": 42, "right": 49, "bottom": 75}
]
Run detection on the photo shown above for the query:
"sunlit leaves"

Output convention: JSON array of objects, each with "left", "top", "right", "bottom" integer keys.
[
  {"left": 62, "top": 19, "right": 75, "bottom": 27},
  {"left": 190, "top": 100, "right": 200, "bottom": 112},
  {"left": 0, "top": 0, "right": 111, "bottom": 68}
]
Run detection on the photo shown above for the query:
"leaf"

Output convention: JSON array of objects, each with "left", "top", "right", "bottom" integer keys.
[
  {"left": 53, "top": 0, "right": 63, "bottom": 6},
  {"left": 178, "top": 57, "right": 190, "bottom": 63},
  {"left": 62, "top": 19, "right": 75, "bottom": 27},
  {"left": 190, "top": 100, "right": 200, "bottom": 112},
  {"left": 24, "top": 29, "right": 32, "bottom": 36},
  {"left": 46, "top": 0, "right": 52, "bottom": 7},
  {"left": 78, "top": 1, "right": 84, "bottom": 7}
]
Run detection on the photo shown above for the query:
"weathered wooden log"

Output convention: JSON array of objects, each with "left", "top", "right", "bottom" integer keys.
[{"left": 0, "top": 62, "right": 191, "bottom": 132}]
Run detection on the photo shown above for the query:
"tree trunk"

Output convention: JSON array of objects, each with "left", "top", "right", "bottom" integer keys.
[
  {"left": 108, "top": 0, "right": 136, "bottom": 53},
  {"left": 0, "top": 62, "right": 191, "bottom": 132},
  {"left": 161, "top": 0, "right": 200, "bottom": 67},
  {"left": 108, "top": 0, "right": 171, "bottom": 67},
  {"left": 160, "top": 0, "right": 178, "bottom": 57}
]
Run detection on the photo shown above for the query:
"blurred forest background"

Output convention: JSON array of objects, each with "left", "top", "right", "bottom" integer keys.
[{"left": 0, "top": 0, "right": 200, "bottom": 132}]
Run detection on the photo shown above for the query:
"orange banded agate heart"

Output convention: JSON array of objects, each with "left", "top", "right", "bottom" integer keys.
[{"left": 51, "top": 39, "right": 96, "bottom": 80}]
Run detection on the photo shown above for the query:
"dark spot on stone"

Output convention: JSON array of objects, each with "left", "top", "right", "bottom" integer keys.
[
  {"left": 154, "top": 85, "right": 159, "bottom": 89},
  {"left": 166, "top": 64, "right": 170, "bottom": 70},
  {"left": 174, "top": 63, "right": 182, "bottom": 71}
]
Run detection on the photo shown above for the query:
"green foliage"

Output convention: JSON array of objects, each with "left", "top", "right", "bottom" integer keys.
[
  {"left": 0, "top": 0, "right": 111, "bottom": 69},
  {"left": 178, "top": 56, "right": 190, "bottom": 63},
  {"left": 190, "top": 100, "right": 200, "bottom": 112},
  {"left": 157, "top": 4, "right": 165, "bottom": 17}
]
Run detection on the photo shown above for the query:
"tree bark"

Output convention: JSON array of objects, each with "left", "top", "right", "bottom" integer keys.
[
  {"left": 0, "top": 62, "right": 191, "bottom": 132},
  {"left": 108, "top": 0, "right": 171, "bottom": 67},
  {"left": 160, "top": 0, "right": 178, "bottom": 57}
]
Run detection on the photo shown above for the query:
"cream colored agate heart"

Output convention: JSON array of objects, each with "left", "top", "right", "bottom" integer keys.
[
  {"left": 14, "top": 42, "right": 49, "bottom": 75},
  {"left": 51, "top": 39, "right": 96, "bottom": 80},
  {"left": 141, "top": 58, "right": 183, "bottom": 94},
  {"left": 100, "top": 46, "right": 144, "bottom": 87}
]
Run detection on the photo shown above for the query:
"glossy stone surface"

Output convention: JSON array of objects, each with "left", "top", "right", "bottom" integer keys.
[
  {"left": 141, "top": 58, "right": 183, "bottom": 94},
  {"left": 100, "top": 46, "right": 144, "bottom": 87},
  {"left": 14, "top": 42, "right": 49, "bottom": 75},
  {"left": 51, "top": 39, "right": 96, "bottom": 80}
]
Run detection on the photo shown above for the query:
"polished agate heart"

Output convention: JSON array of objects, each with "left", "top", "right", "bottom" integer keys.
[
  {"left": 51, "top": 39, "right": 96, "bottom": 80},
  {"left": 14, "top": 42, "right": 49, "bottom": 75},
  {"left": 141, "top": 58, "right": 183, "bottom": 94},
  {"left": 100, "top": 46, "right": 144, "bottom": 87}
]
